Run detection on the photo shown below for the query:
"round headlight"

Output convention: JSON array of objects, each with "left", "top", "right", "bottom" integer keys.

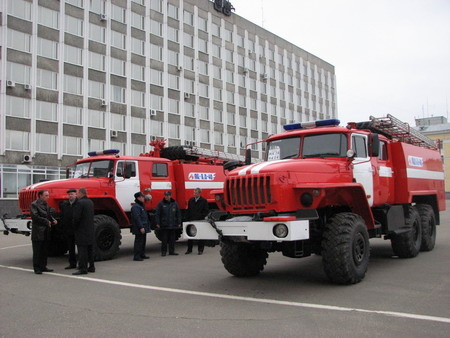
[
  {"left": 273, "top": 223, "right": 288, "bottom": 238},
  {"left": 186, "top": 224, "right": 197, "bottom": 237},
  {"left": 300, "top": 192, "right": 313, "bottom": 207}
]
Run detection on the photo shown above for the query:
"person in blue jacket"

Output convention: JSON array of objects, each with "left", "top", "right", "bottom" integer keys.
[
  {"left": 131, "top": 192, "right": 151, "bottom": 261},
  {"left": 155, "top": 191, "right": 182, "bottom": 256}
]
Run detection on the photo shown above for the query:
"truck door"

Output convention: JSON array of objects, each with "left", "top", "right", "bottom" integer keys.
[
  {"left": 352, "top": 134, "right": 374, "bottom": 206},
  {"left": 115, "top": 160, "right": 140, "bottom": 212},
  {"left": 371, "top": 140, "right": 394, "bottom": 205}
]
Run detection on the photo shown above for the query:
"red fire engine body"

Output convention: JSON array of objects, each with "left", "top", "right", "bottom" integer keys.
[
  {"left": 183, "top": 115, "right": 445, "bottom": 284},
  {"left": 3, "top": 141, "right": 237, "bottom": 260}
]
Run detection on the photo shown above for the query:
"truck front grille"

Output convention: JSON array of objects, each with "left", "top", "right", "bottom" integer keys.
[
  {"left": 19, "top": 190, "right": 38, "bottom": 212},
  {"left": 225, "top": 175, "right": 272, "bottom": 209}
]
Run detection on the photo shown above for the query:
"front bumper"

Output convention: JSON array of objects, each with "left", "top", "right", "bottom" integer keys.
[
  {"left": 2, "top": 218, "right": 32, "bottom": 235},
  {"left": 183, "top": 219, "right": 310, "bottom": 241}
]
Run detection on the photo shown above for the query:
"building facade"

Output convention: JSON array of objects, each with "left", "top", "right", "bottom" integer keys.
[{"left": 0, "top": 0, "right": 337, "bottom": 207}]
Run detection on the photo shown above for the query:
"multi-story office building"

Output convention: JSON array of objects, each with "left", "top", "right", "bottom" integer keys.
[{"left": 0, "top": 0, "right": 337, "bottom": 207}]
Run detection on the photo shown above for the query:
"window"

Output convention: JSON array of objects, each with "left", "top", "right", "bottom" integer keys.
[
  {"left": 111, "top": 4, "right": 126, "bottom": 23},
  {"left": 184, "top": 79, "right": 195, "bottom": 94},
  {"left": 64, "top": 106, "right": 83, "bottom": 125},
  {"left": 5, "top": 130, "right": 29, "bottom": 151},
  {"left": 8, "top": 0, "right": 32, "bottom": 21},
  {"left": 111, "top": 58, "right": 126, "bottom": 76},
  {"left": 151, "top": 94, "right": 163, "bottom": 110},
  {"left": 36, "top": 133, "right": 57, "bottom": 153},
  {"left": 36, "top": 101, "right": 58, "bottom": 121},
  {"left": 237, "top": 54, "right": 244, "bottom": 67},
  {"left": 239, "top": 114, "right": 247, "bottom": 127},
  {"left": 132, "top": 144, "right": 146, "bottom": 156},
  {"left": 240, "top": 136, "right": 247, "bottom": 149},
  {"left": 89, "top": 23, "right": 106, "bottom": 43},
  {"left": 214, "top": 109, "right": 223, "bottom": 123},
  {"left": 212, "top": 23, "right": 220, "bottom": 37},
  {"left": 237, "top": 35, "right": 244, "bottom": 47},
  {"left": 352, "top": 135, "right": 368, "bottom": 158},
  {"left": 227, "top": 112, "right": 235, "bottom": 125},
  {"left": 198, "top": 38, "right": 207, "bottom": 53},
  {"left": 63, "top": 136, "right": 82, "bottom": 155},
  {"left": 262, "top": 120, "right": 268, "bottom": 132},
  {"left": 183, "top": 10, "right": 193, "bottom": 26},
  {"left": 131, "top": 90, "right": 145, "bottom": 107},
  {"left": 8, "top": 30, "right": 31, "bottom": 53},
  {"left": 200, "top": 129, "right": 210, "bottom": 143},
  {"left": 227, "top": 91, "right": 234, "bottom": 104},
  {"left": 7, "top": 62, "right": 31, "bottom": 84},
  {"left": 64, "top": 45, "right": 83, "bottom": 65},
  {"left": 198, "top": 83, "right": 208, "bottom": 98},
  {"left": 225, "top": 49, "right": 233, "bottom": 63},
  {"left": 37, "top": 38, "right": 58, "bottom": 59},
  {"left": 131, "top": 37, "right": 145, "bottom": 55},
  {"left": 169, "top": 99, "right": 179, "bottom": 114},
  {"left": 251, "top": 117, "right": 258, "bottom": 130},
  {"left": 238, "top": 74, "right": 245, "bottom": 87},
  {"left": 167, "top": 3, "right": 179, "bottom": 19},
  {"left": 88, "top": 109, "right": 105, "bottom": 128},
  {"left": 89, "top": 139, "right": 105, "bottom": 152},
  {"left": 150, "top": 21, "right": 162, "bottom": 36},
  {"left": 36, "top": 69, "right": 57, "bottom": 90},
  {"left": 228, "top": 134, "right": 235, "bottom": 147},
  {"left": 6, "top": 96, "right": 31, "bottom": 118},
  {"left": 250, "top": 97, "right": 257, "bottom": 110},
  {"left": 150, "top": 69, "right": 163, "bottom": 85},
  {"left": 168, "top": 50, "right": 179, "bottom": 66},
  {"left": 111, "top": 142, "right": 126, "bottom": 156},
  {"left": 213, "top": 65, "right": 222, "bottom": 79},
  {"left": 212, "top": 44, "right": 221, "bottom": 58},
  {"left": 150, "top": 0, "right": 162, "bottom": 12},
  {"left": 213, "top": 87, "right": 222, "bottom": 101},
  {"left": 151, "top": 120, "right": 163, "bottom": 136},
  {"left": 131, "top": 117, "right": 145, "bottom": 134},
  {"left": 90, "top": 0, "right": 106, "bottom": 14},
  {"left": 184, "top": 55, "right": 194, "bottom": 71},
  {"left": 224, "top": 29, "right": 233, "bottom": 42},
  {"left": 64, "top": 75, "right": 83, "bottom": 95},
  {"left": 198, "top": 17, "right": 207, "bottom": 32},
  {"left": 111, "top": 113, "right": 126, "bottom": 131},
  {"left": 152, "top": 163, "right": 168, "bottom": 177},
  {"left": 111, "top": 86, "right": 126, "bottom": 104},
  {"left": 185, "top": 126, "right": 196, "bottom": 142},
  {"left": 183, "top": 32, "right": 194, "bottom": 48},
  {"left": 151, "top": 45, "right": 163, "bottom": 60},
  {"left": 199, "top": 106, "right": 209, "bottom": 120},
  {"left": 214, "top": 132, "right": 223, "bottom": 145},
  {"left": 168, "top": 26, "right": 179, "bottom": 42},
  {"left": 65, "top": 16, "right": 83, "bottom": 36},
  {"left": 89, "top": 52, "right": 105, "bottom": 71},
  {"left": 226, "top": 70, "right": 234, "bottom": 84},
  {"left": 131, "top": 12, "right": 145, "bottom": 30},
  {"left": 67, "top": 0, "right": 83, "bottom": 7},
  {"left": 111, "top": 31, "right": 126, "bottom": 49},
  {"left": 88, "top": 80, "right": 105, "bottom": 99},
  {"left": 168, "top": 123, "right": 180, "bottom": 139},
  {"left": 131, "top": 64, "right": 145, "bottom": 81},
  {"left": 184, "top": 102, "right": 194, "bottom": 117},
  {"left": 168, "top": 74, "right": 179, "bottom": 90},
  {"left": 198, "top": 60, "right": 208, "bottom": 75},
  {"left": 379, "top": 141, "right": 388, "bottom": 161}
]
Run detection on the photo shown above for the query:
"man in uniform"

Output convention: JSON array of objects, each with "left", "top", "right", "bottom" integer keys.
[
  {"left": 155, "top": 191, "right": 182, "bottom": 256},
  {"left": 30, "top": 190, "right": 57, "bottom": 274},
  {"left": 60, "top": 188, "right": 78, "bottom": 269},
  {"left": 185, "top": 188, "right": 209, "bottom": 255},
  {"left": 131, "top": 191, "right": 151, "bottom": 261}
]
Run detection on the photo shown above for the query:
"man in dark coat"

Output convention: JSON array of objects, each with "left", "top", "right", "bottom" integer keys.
[
  {"left": 131, "top": 191, "right": 151, "bottom": 261},
  {"left": 72, "top": 188, "right": 95, "bottom": 275},
  {"left": 155, "top": 191, "right": 182, "bottom": 256},
  {"left": 185, "top": 188, "right": 209, "bottom": 255},
  {"left": 60, "top": 188, "right": 78, "bottom": 269},
  {"left": 30, "top": 190, "right": 57, "bottom": 274}
]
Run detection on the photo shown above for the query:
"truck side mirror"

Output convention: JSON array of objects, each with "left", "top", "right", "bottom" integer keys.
[
  {"left": 245, "top": 148, "right": 252, "bottom": 165},
  {"left": 370, "top": 133, "right": 380, "bottom": 157}
]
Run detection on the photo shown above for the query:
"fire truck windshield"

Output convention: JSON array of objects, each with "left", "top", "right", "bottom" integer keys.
[
  {"left": 266, "top": 137, "right": 300, "bottom": 161},
  {"left": 68, "top": 160, "right": 114, "bottom": 178},
  {"left": 302, "top": 133, "right": 347, "bottom": 158}
]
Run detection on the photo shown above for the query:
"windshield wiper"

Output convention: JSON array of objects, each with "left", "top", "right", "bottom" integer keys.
[
  {"left": 282, "top": 153, "right": 299, "bottom": 159},
  {"left": 303, "top": 153, "right": 339, "bottom": 158}
]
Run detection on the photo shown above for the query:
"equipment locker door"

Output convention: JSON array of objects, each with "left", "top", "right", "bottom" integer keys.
[
  {"left": 352, "top": 134, "right": 374, "bottom": 206},
  {"left": 115, "top": 160, "right": 140, "bottom": 212}
]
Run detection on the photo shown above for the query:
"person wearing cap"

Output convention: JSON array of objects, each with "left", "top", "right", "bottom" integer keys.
[
  {"left": 155, "top": 191, "right": 182, "bottom": 256},
  {"left": 60, "top": 188, "right": 78, "bottom": 269},
  {"left": 131, "top": 191, "right": 151, "bottom": 261}
]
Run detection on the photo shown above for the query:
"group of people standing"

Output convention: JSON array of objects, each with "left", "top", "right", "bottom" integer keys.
[{"left": 30, "top": 188, "right": 95, "bottom": 275}]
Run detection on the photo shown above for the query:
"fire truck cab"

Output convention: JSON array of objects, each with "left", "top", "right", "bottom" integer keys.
[{"left": 183, "top": 115, "right": 445, "bottom": 284}]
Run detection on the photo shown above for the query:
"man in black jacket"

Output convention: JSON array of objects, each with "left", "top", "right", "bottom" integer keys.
[
  {"left": 131, "top": 191, "right": 151, "bottom": 261},
  {"left": 30, "top": 190, "right": 57, "bottom": 274},
  {"left": 60, "top": 188, "right": 78, "bottom": 269},
  {"left": 155, "top": 191, "right": 182, "bottom": 256},
  {"left": 72, "top": 188, "right": 95, "bottom": 275},
  {"left": 185, "top": 188, "right": 209, "bottom": 255}
]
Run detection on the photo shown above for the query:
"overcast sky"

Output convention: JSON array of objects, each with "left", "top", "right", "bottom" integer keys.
[{"left": 234, "top": 0, "right": 450, "bottom": 126}]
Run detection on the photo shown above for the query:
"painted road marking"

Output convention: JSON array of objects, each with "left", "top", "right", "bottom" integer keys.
[
  {"left": 1, "top": 264, "right": 449, "bottom": 324},
  {"left": 0, "top": 244, "right": 32, "bottom": 250}
]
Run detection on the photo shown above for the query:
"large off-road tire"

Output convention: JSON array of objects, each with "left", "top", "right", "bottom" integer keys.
[
  {"left": 154, "top": 228, "right": 182, "bottom": 242},
  {"left": 390, "top": 206, "right": 422, "bottom": 258},
  {"left": 416, "top": 204, "right": 436, "bottom": 252},
  {"left": 93, "top": 215, "right": 122, "bottom": 261},
  {"left": 321, "top": 213, "right": 370, "bottom": 285},
  {"left": 220, "top": 241, "right": 268, "bottom": 277}
]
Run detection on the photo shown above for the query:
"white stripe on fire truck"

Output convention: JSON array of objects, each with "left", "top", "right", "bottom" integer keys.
[
  {"left": 379, "top": 166, "right": 393, "bottom": 178},
  {"left": 30, "top": 179, "right": 70, "bottom": 190},
  {"left": 406, "top": 168, "right": 445, "bottom": 180},
  {"left": 151, "top": 181, "right": 173, "bottom": 190},
  {"left": 185, "top": 182, "right": 224, "bottom": 189},
  {"left": 238, "top": 160, "right": 289, "bottom": 176}
]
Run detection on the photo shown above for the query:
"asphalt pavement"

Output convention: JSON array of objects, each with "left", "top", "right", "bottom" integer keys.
[{"left": 1, "top": 202, "right": 449, "bottom": 337}]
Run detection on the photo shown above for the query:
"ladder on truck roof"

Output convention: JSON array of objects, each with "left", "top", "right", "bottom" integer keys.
[
  {"left": 369, "top": 114, "right": 437, "bottom": 150},
  {"left": 184, "top": 146, "right": 245, "bottom": 163}
]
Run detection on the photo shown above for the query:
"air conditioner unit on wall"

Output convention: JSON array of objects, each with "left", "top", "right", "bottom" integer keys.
[
  {"left": 262, "top": 73, "right": 268, "bottom": 80},
  {"left": 24, "top": 84, "right": 32, "bottom": 90},
  {"left": 150, "top": 109, "right": 157, "bottom": 116},
  {"left": 184, "top": 92, "right": 191, "bottom": 100},
  {"left": 100, "top": 14, "right": 107, "bottom": 21},
  {"left": 177, "top": 65, "right": 183, "bottom": 71},
  {"left": 23, "top": 154, "right": 32, "bottom": 163},
  {"left": 6, "top": 80, "right": 15, "bottom": 88},
  {"left": 243, "top": 68, "right": 249, "bottom": 74},
  {"left": 101, "top": 99, "right": 107, "bottom": 106},
  {"left": 151, "top": 136, "right": 157, "bottom": 141},
  {"left": 110, "top": 130, "right": 118, "bottom": 138}
]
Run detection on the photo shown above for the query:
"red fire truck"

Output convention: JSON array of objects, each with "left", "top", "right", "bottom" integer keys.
[
  {"left": 183, "top": 115, "right": 446, "bottom": 284},
  {"left": 3, "top": 140, "right": 240, "bottom": 260}
]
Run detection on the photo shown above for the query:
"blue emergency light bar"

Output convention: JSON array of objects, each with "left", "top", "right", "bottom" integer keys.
[
  {"left": 88, "top": 149, "right": 120, "bottom": 156},
  {"left": 283, "top": 118, "right": 341, "bottom": 131}
]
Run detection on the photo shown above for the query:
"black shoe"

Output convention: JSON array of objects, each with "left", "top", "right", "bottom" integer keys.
[
  {"left": 161, "top": 252, "right": 166, "bottom": 257},
  {"left": 169, "top": 252, "right": 179, "bottom": 256},
  {"left": 185, "top": 251, "right": 192, "bottom": 255},
  {"left": 34, "top": 270, "right": 42, "bottom": 275},
  {"left": 198, "top": 251, "right": 203, "bottom": 255},
  {"left": 87, "top": 266, "right": 96, "bottom": 273},
  {"left": 72, "top": 270, "right": 88, "bottom": 275},
  {"left": 133, "top": 257, "right": 144, "bottom": 261},
  {"left": 141, "top": 255, "right": 150, "bottom": 259},
  {"left": 65, "top": 265, "right": 77, "bottom": 270},
  {"left": 42, "top": 267, "right": 54, "bottom": 272}
]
